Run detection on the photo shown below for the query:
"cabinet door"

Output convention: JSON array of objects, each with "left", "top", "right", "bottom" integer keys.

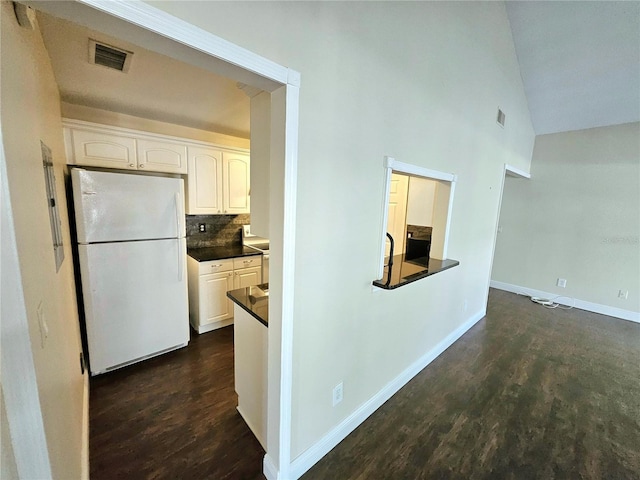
[
  {"left": 223, "top": 152, "right": 250, "bottom": 214},
  {"left": 186, "top": 147, "right": 223, "bottom": 214},
  {"left": 70, "top": 128, "right": 137, "bottom": 170},
  {"left": 137, "top": 139, "right": 187, "bottom": 174},
  {"left": 233, "top": 265, "right": 262, "bottom": 289},
  {"left": 199, "top": 271, "right": 234, "bottom": 326}
]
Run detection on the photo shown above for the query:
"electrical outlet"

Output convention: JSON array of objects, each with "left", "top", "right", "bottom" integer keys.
[
  {"left": 198, "top": 223, "right": 206, "bottom": 233},
  {"left": 618, "top": 289, "right": 629, "bottom": 299},
  {"left": 332, "top": 382, "right": 343, "bottom": 406},
  {"left": 556, "top": 278, "right": 567, "bottom": 288}
]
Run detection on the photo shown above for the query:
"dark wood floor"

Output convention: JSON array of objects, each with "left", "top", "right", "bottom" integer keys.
[
  {"left": 90, "top": 290, "right": 640, "bottom": 479},
  {"left": 303, "top": 289, "right": 640, "bottom": 479},
  {"left": 89, "top": 325, "right": 266, "bottom": 479}
]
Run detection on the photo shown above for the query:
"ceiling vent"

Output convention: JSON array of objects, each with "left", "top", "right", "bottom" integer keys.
[
  {"left": 496, "top": 108, "right": 506, "bottom": 127},
  {"left": 89, "top": 39, "right": 133, "bottom": 73}
]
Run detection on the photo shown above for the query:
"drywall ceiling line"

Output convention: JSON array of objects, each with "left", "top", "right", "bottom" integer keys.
[
  {"left": 0, "top": 131, "right": 53, "bottom": 479},
  {"left": 75, "top": 0, "right": 294, "bottom": 89}
]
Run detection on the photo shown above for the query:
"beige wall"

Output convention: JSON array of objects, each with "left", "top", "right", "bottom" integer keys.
[
  {"left": 61, "top": 103, "right": 250, "bottom": 149},
  {"left": 492, "top": 122, "right": 640, "bottom": 312},
  {"left": 1, "top": 2, "right": 85, "bottom": 477},
  {"left": 146, "top": 1, "right": 536, "bottom": 459}
]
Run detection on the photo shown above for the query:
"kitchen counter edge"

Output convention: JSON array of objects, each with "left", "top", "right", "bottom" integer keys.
[
  {"left": 227, "top": 284, "right": 269, "bottom": 327},
  {"left": 187, "top": 245, "right": 262, "bottom": 262}
]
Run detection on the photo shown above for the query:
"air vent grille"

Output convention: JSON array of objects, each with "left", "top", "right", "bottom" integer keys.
[
  {"left": 496, "top": 108, "right": 506, "bottom": 127},
  {"left": 89, "top": 39, "right": 132, "bottom": 73}
]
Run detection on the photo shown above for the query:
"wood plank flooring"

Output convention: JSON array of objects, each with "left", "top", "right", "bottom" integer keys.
[
  {"left": 303, "top": 289, "right": 640, "bottom": 479},
  {"left": 89, "top": 326, "right": 266, "bottom": 479},
  {"left": 90, "top": 289, "right": 639, "bottom": 479}
]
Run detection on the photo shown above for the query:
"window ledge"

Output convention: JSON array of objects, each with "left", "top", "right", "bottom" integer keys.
[{"left": 372, "top": 255, "right": 459, "bottom": 290}]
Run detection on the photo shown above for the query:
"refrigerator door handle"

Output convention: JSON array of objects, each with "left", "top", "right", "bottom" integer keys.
[
  {"left": 174, "top": 192, "right": 181, "bottom": 236},
  {"left": 177, "top": 238, "right": 184, "bottom": 282},
  {"left": 174, "top": 192, "right": 184, "bottom": 282}
]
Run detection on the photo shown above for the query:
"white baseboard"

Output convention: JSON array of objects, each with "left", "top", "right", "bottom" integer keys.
[
  {"left": 490, "top": 280, "right": 639, "bottom": 324},
  {"left": 288, "top": 309, "right": 486, "bottom": 480},
  {"left": 263, "top": 454, "right": 278, "bottom": 480}
]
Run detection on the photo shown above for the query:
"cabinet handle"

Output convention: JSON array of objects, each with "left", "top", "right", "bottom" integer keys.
[
  {"left": 217, "top": 210, "right": 221, "bottom": 213},
  {"left": 129, "top": 163, "right": 135, "bottom": 168},
  {"left": 211, "top": 264, "right": 223, "bottom": 268},
  {"left": 139, "top": 164, "right": 145, "bottom": 168},
  {"left": 243, "top": 260, "right": 253, "bottom": 264}
]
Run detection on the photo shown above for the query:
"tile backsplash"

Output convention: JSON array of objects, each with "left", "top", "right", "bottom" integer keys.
[
  {"left": 406, "top": 224, "right": 432, "bottom": 240},
  {"left": 186, "top": 214, "right": 250, "bottom": 248}
]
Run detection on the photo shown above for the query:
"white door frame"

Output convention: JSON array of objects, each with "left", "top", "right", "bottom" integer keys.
[
  {"left": 14, "top": 1, "right": 300, "bottom": 479},
  {"left": 485, "top": 163, "right": 531, "bottom": 299}
]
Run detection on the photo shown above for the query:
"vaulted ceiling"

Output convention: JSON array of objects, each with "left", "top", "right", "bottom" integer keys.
[
  {"left": 506, "top": 1, "right": 640, "bottom": 135},
  {"left": 37, "top": 2, "right": 640, "bottom": 139}
]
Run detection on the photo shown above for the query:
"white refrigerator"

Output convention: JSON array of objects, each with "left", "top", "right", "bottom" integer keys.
[{"left": 72, "top": 168, "right": 189, "bottom": 375}]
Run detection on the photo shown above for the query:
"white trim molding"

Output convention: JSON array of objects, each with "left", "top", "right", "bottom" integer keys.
[
  {"left": 1, "top": 133, "right": 53, "bottom": 479},
  {"left": 378, "top": 157, "right": 457, "bottom": 278},
  {"left": 490, "top": 280, "right": 640, "bottom": 323},
  {"left": 504, "top": 163, "right": 531, "bottom": 179},
  {"left": 289, "top": 309, "right": 486, "bottom": 479}
]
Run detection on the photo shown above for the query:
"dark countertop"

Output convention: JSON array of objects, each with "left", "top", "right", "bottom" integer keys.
[
  {"left": 227, "top": 284, "right": 269, "bottom": 327},
  {"left": 373, "top": 255, "right": 459, "bottom": 290},
  {"left": 187, "top": 245, "right": 262, "bottom": 262}
]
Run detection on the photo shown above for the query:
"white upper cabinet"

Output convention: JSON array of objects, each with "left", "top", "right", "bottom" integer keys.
[
  {"left": 223, "top": 152, "right": 250, "bottom": 215},
  {"left": 186, "top": 147, "right": 223, "bottom": 214},
  {"left": 67, "top": 128, "right": 137, "bottom": 170},
  {"left": 63, "top": 119, "right": 188, "bottom": 174},
  {"left": 186, "top": 149, "right": 250, "bottom": 215},
  {"left": 136, "top": 139, "right": 187, "bottom": 174},
  {"left": 63, "top": 119, "right": 250, "bottom": 213}
]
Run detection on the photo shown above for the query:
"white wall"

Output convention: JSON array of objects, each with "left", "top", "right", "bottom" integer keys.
[
  {"left": 0, "top": 2, "right": 85, "bottom": 477},
  {"left": 1, "top": 389, "right": 19, "bottom": 480},
  {"left": 492, "top": 122, "right": 640, "bottom": 313},
  {"left": 146, "top": 0, "right": 535, "bottom": 462}
]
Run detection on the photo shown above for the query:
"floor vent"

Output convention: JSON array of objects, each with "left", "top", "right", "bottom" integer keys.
[{"left": 89, "top": 39, "right": 132, "bottom": 72}]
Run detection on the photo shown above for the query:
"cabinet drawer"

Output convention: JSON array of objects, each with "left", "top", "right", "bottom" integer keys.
[
  {"left": 198, "top": 258, "right": 234, "bottom": 275},
  {"left": 233, "top": 255, "right": 262, "bottom": 270}
]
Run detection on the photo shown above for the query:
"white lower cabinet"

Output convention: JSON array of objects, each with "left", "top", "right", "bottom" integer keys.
[
  {"left": 200, "top": 271, "right": 235, "bottom": 325},
  {"left": 233, "top": 304, "right": 267, "bottom": 449},
  {"left": 233, "top": 256, "right": 262, "bottom": 288},
  {"left": 187, "top": 254, "right": 262, "bottom": 334}
]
